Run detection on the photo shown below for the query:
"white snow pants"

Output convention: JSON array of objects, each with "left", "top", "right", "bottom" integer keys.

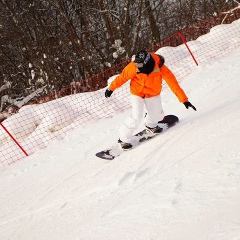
[{"left": 119, "top": 94, "right": 164, "bottom": 143}]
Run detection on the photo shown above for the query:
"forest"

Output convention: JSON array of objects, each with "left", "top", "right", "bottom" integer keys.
[{"left": 0, "top": 0, "right": 238, "bottom": 114}]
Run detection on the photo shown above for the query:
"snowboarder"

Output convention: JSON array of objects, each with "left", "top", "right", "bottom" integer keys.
[{"left": 105, "top": 50, "right": 196, "bottom": 150}]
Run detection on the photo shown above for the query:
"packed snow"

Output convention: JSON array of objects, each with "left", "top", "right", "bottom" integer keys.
[{"left": 0, "top": 20, "right": 240, "bottom": 240}]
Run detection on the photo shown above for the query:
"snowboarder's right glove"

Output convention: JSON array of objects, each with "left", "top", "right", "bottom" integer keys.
[
  {"left": 105, "top": 89, "right": 113, "bottom": 98},
  {"left": 184, "top": 101, "right": 197, "bottom": 111}
]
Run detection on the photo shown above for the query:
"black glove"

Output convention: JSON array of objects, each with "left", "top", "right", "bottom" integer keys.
[
  {"left": 105, "top": 89, "right": 113, "bottom": 98},
  {"left": 184, "top": 101, "right": 197, "bottom": 111}
]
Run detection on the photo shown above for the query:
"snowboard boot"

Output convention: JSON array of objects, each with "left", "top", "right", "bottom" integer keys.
[
  {"left": 145, "top": 125, "right": 162, "bottom": 134},
  {"left": 118, "top": 139, "right": 132, "bottom": 150}
]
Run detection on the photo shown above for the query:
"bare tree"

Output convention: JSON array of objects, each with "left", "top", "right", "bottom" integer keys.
[{"left": 0, "top": 0, "right": 238, "bottom": 113}]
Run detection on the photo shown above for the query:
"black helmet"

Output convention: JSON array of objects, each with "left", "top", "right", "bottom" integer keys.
[{"left": 134, "top": 50, "right": 151, "bottom": 64}]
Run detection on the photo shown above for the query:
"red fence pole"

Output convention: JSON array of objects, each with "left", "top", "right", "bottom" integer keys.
[
  {"left": 178, "top": 31, "right": 198, "bottom": 66},
  {"left": 0, "top": 122, "right": 28, "bottom": 157}
]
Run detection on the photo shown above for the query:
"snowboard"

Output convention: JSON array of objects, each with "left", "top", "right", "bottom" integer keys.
[{"left": 95, "top": 115, "right": 179, "bottom": 160}]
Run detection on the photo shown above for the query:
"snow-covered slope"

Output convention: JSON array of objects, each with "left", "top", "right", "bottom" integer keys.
[{"left": 0, "top": 22, "right": 240, "bottom": 240}]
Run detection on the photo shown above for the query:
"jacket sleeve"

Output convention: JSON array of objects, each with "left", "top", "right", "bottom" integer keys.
[
  {"left": 161, "top": 65, "right": 188, "bottom": 103},
  {"left": 109, "top": 62, "right": 136, "bottom": 91}
]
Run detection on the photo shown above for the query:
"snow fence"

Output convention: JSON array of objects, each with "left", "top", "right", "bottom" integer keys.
[{"left": 0, "top": 7, "right": 240, "bottom": 166}]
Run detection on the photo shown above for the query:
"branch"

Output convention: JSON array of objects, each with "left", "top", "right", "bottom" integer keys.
[
  {"left": 221, "top": 3, "right": 240, "bottom": 24},
  {"left": 0, "top": 81, "right": 11, "bottom": 93}
]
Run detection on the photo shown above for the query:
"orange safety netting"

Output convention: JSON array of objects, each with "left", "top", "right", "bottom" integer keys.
[{"left": 0, "top": 7, "right": 239, "bottom": 166}]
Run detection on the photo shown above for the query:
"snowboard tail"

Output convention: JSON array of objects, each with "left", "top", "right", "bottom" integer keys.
[{"left": 95, "top": 115, "right": 179, "bottom": 160}]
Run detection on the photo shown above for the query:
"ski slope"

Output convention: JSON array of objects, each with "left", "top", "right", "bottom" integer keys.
[{"left": 0, "top": 22, "right": 240, "bottom": 240}]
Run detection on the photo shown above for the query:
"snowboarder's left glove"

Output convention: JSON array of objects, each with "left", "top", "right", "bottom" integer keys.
[
  {"left": 184, "top": 101, "right": 197, "bottom": 111},
  {"left": 105, "top": 89, "right": 113, "bottom": 98}
]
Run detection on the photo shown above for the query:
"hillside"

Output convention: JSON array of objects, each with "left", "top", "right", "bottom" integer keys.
[{"left": 0, "top": 22, "right": 240, "bottom": 240}]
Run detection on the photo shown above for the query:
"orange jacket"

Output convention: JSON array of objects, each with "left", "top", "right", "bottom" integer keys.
[{"left": 109, "top": 53, "right": 188, "bottom": 103}]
